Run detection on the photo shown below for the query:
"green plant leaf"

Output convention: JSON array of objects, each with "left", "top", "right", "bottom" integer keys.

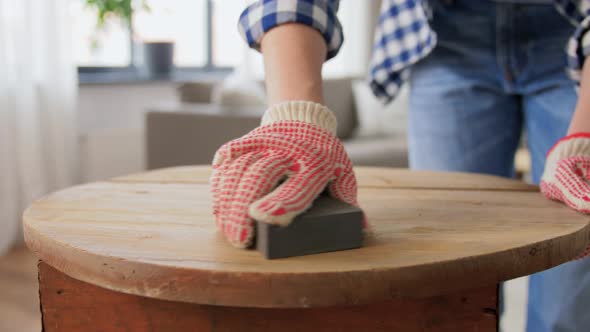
[{"left": 83, "top": 0, "right": 149, "bottom": 28}]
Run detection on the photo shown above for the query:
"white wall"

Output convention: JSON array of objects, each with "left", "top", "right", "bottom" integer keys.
[{"left": 78, "top": 83, "right": 177, "bottom": 182}]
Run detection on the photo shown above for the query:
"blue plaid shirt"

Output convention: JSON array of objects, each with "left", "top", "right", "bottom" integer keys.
[{"left": 239, "top": 0, "right": 590, "bottom": 103}]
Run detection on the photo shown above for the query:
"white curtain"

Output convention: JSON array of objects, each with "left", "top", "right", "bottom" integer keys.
[{"left": 0, "top": 0, "right": 78, "bottom": 254}]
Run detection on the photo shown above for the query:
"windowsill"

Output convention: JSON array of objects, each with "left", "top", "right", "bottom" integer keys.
[{"left": 78, "top": 68, "right": 232, "bottom": 86}]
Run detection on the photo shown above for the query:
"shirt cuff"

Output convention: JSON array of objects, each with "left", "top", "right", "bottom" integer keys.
[
  {"left": 566, "top": 16, "right": 590, "bottom": 83},
  {"left": 238, "top": 0, "right": 343, "bottom": 60}
]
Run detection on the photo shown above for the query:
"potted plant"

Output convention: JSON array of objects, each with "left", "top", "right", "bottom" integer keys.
[{"left": 83, "top": 0, "right": 175, "bottom": 78}]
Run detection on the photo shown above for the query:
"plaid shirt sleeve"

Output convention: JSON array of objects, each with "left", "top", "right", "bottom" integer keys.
[
  {"left": 368, "top": 0, "right": 436, "bottom": 104},
  {"left": 555, "top": 0, "right": 590, "bottom": 83},
  {"left": 238, "top": 0, "right": 343, "bottom": 60}
]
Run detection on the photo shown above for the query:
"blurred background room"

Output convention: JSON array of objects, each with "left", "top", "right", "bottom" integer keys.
[{"left": 0, "top": 1, "right": 530, "bottom": 331}]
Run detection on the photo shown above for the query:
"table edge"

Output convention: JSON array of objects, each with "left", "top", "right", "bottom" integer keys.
[{"left": 23, "top": 209, "right": 590, "bottom": 308}]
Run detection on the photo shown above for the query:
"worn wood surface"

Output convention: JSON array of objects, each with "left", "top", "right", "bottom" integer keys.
[
  {"left": 113, "top": 165, "right": 538, "bottom": 191},
  {"left": 24, "top": 166, "right": 590, "bottom": 308},
  {"left": 39, "top": 262, "right": 497, "bottom": 332}
]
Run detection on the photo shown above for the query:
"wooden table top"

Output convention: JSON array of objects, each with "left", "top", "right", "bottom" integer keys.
[{"left": 23, "top": 166, "right": 590, "bottom": 308}]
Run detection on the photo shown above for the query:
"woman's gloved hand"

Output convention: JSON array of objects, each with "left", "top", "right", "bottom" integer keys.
[
  {"left": 541, "top": 133, "right": 590, "bottom": 258},
  {"left": 210, "top": 101, "right": 361, "bottom": 248}
]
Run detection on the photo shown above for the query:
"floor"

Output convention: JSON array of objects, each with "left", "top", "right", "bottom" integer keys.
[
  {"left": 0, "top": 245, "right": 41, "bottom": 332},
  {"left": 0, "top": 245, "right": 528, "bottom": 332}
]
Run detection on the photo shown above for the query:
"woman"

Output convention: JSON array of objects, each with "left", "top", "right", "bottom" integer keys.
[{"left": 210, "top": 1, "right": 590, "bottom": 330}]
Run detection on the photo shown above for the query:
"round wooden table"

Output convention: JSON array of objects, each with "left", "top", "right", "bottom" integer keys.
[{"left": 24, "top": 166, "right": 590, "bottom": 332}]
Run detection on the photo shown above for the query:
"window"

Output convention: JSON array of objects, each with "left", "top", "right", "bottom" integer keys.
[
  {"left": 211, "top": 0, "right": 247, "bottom": 67},
  {"left": 72, "top": 1, "right": 132, "bottom": 67},
  {"left": 72, "top": 0, "right": 370, "bottom": 79},
  {"left": 132, "top": 0, "right": 209, "bottom": 67},
  {"left": 323, "top": 0, "right": 371, "bottom": 78},
  {"left": 72, "top": 0, "right": 242, "bottom": 77}
]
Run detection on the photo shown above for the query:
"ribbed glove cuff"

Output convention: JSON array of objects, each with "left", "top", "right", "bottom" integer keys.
[
  {"left": 261, "top": 101, "right": 338, "bottom": 135},
  {"left": 546, "top": 133, "right": 590, "bottom": 167}
]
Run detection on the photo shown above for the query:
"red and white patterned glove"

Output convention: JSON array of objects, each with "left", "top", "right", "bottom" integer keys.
[
  {"left": 210, "top": 101, "right": 361, "bottom": 248},
  {"left": 541, "top": 133, "right": 590, "bottom": 258}
]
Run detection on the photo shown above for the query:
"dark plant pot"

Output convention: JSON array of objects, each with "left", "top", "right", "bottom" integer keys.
[{"left": 143, "top": 42, "right": 174, "bottom": 79}]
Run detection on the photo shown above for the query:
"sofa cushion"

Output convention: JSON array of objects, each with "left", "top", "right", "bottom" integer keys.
[
  {"left": 343, "top": 135, "right": 408, "bottom": 168},
  {"left": 146, "top": 108, "right": 261, "bottom": 169},
  {"left": 177, "top": 82, "right": 215, "bottom": 103},
  {"left": 177, "top": 78, "right": 359, "bottom": 139},
  {"left": 323, "top": 78, "right": 358, "bottom": 139},
  {"left": 352, "top": 80, "right": 408, "bottom": 138}
]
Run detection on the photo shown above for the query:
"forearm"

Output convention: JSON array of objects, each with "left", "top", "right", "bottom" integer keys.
[
  {"left": 260, "top": 24, "right": 327, "bottom": 105},
  {"left": 568, "top": 59, "right": 590, "bottom": 134}
]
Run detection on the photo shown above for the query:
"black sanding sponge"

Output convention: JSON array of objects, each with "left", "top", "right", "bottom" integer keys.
[{"left": 256, "top": 195, "right": 364, "bottom": 259}]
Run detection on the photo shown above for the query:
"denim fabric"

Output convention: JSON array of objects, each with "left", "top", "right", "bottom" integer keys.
[
  {"left": 367, "top": 0, "right": 590, "bottom": 103},
  {"left": 408, "top": 1, "right": 588, "bottom": 331}
]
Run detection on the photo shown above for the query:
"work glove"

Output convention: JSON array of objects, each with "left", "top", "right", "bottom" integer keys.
[
  {"left": 210, "top": 101, "right": 361, "bottom": 248},
  {"left": 541, "top": 133, "right": 590, "bottom": 258}
]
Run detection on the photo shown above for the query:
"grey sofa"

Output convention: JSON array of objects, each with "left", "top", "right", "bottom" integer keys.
[{"left": 146, "top": 78, "right": 408, "bottom": 170}]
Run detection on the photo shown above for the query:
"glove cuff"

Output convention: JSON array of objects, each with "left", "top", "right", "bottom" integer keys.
[
  {"left": 546, "top": 133, "right": 590, "bottom": 166},
  {"left": 261, "top": 101, "right": 337, "bottom": 135}
]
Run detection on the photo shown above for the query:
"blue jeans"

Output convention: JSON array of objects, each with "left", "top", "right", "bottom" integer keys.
[{"left": 409, "top": 1, "right": 590, "bottom": 331}]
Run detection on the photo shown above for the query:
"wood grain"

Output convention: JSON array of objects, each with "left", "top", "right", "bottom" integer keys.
[
  {"left": 113, "top": 165, "right": 538, "bottom": 191},
  {"left": 39, "top": 262, "right": 497, "bottom": 332},
  {"left": 23, "top": 166, "right": 590, "bottom": 308}
]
